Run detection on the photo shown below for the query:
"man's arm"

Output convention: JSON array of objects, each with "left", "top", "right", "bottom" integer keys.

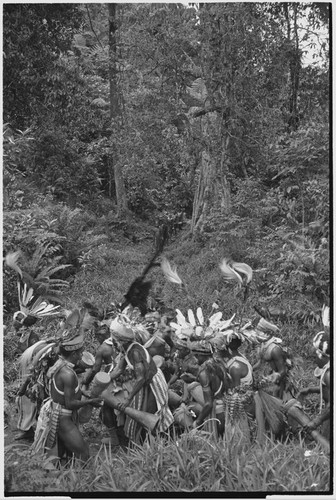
[
  {"left": 304, "top": 371, "right": 330, "bottom": 431},
  {"left": 298, "top": 386, "right": 320, "bottom": 397},
  {"left": 62, "top": 371, "right": 102, "bottom": 410},
  {"left": 117, "top": 350, "right": 147, "bottom": 411},
  {"left": 229, "top": 363, "right": 243, "bottom": 388},
  {"left": 193, "top": 370, "right": 213, "bottom": 427},
  {"left": 304, "top": 403, "right": 330, "bottom": 431},
  {"left": 109, "top": 355, "right": 126, "bottom": 381},
  {"left": 82, "top": 347, "right": 104, "bottom": 387},
  {"left": 271, "top": 346, "right": 287, "bottom": 382}
]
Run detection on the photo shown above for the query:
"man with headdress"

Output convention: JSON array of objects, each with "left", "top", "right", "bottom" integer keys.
[
  {"left": 15, "top": 337, "right": 58, "bottom": 441},
  {"left": 142, "top": 310, "right": 176, "bottom": 382},
  {"left": 179, "top": 339, "right": 228, "bottom": 438},
  {"left": 15, "top": 325, "right": 41, "bottom": 355},
  {"left": 107, "top": 316, "right": 174, "bottom": 444},
  {"left": 15, "top": 338, "right": 50, "bottom": 441},
  {"left": 31, "top": 309, "right": 102, "bottom": 464},
  {"left": 298, "top": 309, "right": 330, "bottom": 440},
  {"left": 250, "top": 317, "right": 293, "bottom": 400},
  {"left": 82, "top": 323, "right": 127, "bottom": 446},
  {"left": 213, "top": 330, "right": 255, "bottom": 445},
  {"left": 169, "top": 307, "right": 236, "bottom": 437}
]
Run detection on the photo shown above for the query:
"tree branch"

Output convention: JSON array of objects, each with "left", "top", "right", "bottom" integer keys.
[{"left": 85, "top": 4, "right": 103, "bottom": 49}]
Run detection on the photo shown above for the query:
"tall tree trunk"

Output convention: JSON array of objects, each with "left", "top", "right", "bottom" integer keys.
[
  {"left": 108, "top": 3, "right": 128, "bottom": 217},
  {"left": 283, "top": 3, "right": 301, "bottom": 132},
  {"left": 191, "top": 4, "right": 232, "bottom": 235}
]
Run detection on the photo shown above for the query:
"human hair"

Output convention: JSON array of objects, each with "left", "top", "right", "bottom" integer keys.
[
  {"left": 59, "top": 345, "right": 82, "bottom": 358},
  {"left": 96, "top": 325, "right": 110, "bottom": 337},
  {"left": 228, "top": 337, "right": 242, "bottom": 351}
]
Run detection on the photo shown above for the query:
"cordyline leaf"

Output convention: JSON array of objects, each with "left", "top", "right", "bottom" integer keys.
[{"left": 35, "top": 264, "right": 71, "bottom": 280}]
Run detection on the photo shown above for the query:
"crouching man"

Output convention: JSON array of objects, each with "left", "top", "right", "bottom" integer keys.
[{"left": 298, "top": 328, "right": 330, "bottom": 440}]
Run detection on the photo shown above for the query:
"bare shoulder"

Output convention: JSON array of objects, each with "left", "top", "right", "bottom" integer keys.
[
  {"left": 58, "top": 365, "right": 77, "bottom": 384},
  {"left": 100, "top": 342, "right": 114, "bottom": 356},
  {"left": 271, "top": 344, "right": 285, "bottom": 359},
  {"left": 230, "top": 360, "right": 243, "bottom": 371}
]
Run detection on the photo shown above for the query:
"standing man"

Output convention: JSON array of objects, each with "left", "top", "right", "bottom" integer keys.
[
  {"left": 251, "top": 318, "right": 293, "bottom": 399},
  {"left": 107, "top": 318, "right": 174, "bottom": 444},
  {"left": 32, "top": 312, "right": 102, "bottom": 463},
  {"left": 213, "top": 333, "right": 255, "bottom": 445},
  {"left": 15, "top": 338, "right": 48, "bottom": 441}
]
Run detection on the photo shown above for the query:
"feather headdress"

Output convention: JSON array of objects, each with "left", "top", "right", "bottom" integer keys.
[
  {"left": 313, "top": 330, "right": 330, "bottom": 359},
  {"left": 5, "top": 248, "right": 69, "bottom": 327},
  {"left": 209, "top": 320, "right": 264, "bottom": 351},
  {"left": 170, "top": 307, "right": 236, "bottom": 343},
  {"left": 321, "top": 304, "right": 330, "bottom": 328},
  {"left": 255, "top": 317, "right": 280, "bottom": 334},
  {"left": 109, "top": 309, "right": 151, "bottom": 345},
  {"left": 56, "top": 306, "right": 97, "bottom": 351},
  {"left": 312, "top": 305, "right": 331, "bottom": 359}
]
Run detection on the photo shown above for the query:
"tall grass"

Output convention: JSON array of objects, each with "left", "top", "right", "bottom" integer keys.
[{"left": 6, "top": 431, "right": 330, "bottom": 493}]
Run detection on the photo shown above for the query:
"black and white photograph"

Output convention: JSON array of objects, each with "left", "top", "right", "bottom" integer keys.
[{"left": 2, "top": 1, "right": 331, "bottom": 497}]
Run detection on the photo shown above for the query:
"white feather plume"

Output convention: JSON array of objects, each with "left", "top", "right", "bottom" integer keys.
[
  {"left": 188, "top": 309, "right": 196, "bottom": 326},
  {"left": 176, "top": 309, "right": 188, "bottom": 327},
  {"left": 5, "top": 251, "right": 23, "bottom": 277},
  {"left": 208, "top": 312, "right": 223, "bottom": 327},
  {"left": 321, "top": 305, "right": 330, "bottom": 328},
  {"left": 161, "top": 257, "right": 183, "bottom": 285},
  {"left": 218, "top": 313, "right": 236, "bottom": 330},
  {"left": 196, "top": 307, "right": 204, "bottom": 325},
  {"left": 232, "top": 262, "right": 253, "bottom": 284},
  {"left": 219, "top": 259, "right": 243, "bottom": 286},
  {"left": 20, "top": 283, "right": 34, "bottom": 307}
]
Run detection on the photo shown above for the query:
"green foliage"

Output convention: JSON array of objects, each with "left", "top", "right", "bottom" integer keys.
[
  {"left": 43, "top": 205, "right": 108, "bottom": 270},
  {"left": 23, "top": 128, "right": 101, "bottom": 202},
  {"left": 3, "top": 4, "right": 84, "bottom": 129}
]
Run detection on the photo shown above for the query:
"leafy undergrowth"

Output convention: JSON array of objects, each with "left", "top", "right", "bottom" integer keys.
[
  {"left": 3, "top": 211, "right": 330, "bottom": 495},
  {"left": 5, "top": 429, "right": 330, "bottom": 494}
]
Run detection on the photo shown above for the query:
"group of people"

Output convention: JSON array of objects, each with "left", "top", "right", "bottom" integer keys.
[{"left": 12, "top": 300, "right": 331, "bottom": 466}]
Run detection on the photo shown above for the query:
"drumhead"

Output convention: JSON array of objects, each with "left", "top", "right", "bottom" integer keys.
[{"left": 81, "top": 351, "right": 95, "bottom": 367}]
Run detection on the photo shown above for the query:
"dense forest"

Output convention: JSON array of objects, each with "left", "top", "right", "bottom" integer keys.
[{"left": 3, "top": 2, "right": 330, "bottom": 495}]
